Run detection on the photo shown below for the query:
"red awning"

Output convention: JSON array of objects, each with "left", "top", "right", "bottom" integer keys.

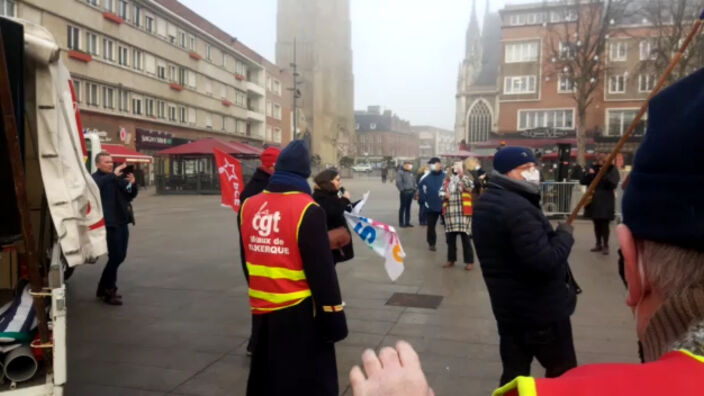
[
  {"left": 154, "top": 138, "right": 259, "bottom": 157},
  {"left": 441, "top": 150, "right": 480, "bottom": 159},
  {"left": 228, "top": 141, "right": 264, "bottom": 155},
  {"left": 101, "top": 144, "right": 153, "bottom": 163}
]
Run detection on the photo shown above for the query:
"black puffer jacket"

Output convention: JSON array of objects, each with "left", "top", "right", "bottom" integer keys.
[
  {"left": 472, "top": 172, "right": 577, "bottom": 327},
  {"left": 313, "top": 189, "right": 354, "bottom": 264},
  {"left": 580, "top": 165, "right": 620, "bottom": 220}
]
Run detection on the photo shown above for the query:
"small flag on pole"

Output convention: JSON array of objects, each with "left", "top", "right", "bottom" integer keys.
[{"left": 213, "top": 147, "right": 244, "bottom": 212}]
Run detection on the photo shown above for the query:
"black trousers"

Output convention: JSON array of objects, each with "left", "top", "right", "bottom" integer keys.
[
  {"left": 592, "top": 219, "right": 611, "bottom": 247},
  {"left": 398, "top": 191, "right": 414, "bottom": 226},
  {"left": 497, "top": 318, "right": 577, "bottom": 386},
  {"left": 426, "top": 211, "right": 442, "bottom": 247},
  {"left": 98, "top": 224, "right": 129, "bottom": 291},
  {"left": 446, "top": 232, "right": 474, "bottom": 264},
  {"left": 247, "top": 299, "right": 338, "bottom": 396}
]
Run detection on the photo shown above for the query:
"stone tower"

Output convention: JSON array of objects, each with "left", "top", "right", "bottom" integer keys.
[{"left": 276, "top": 0, "right": 355, "bottom": 166}]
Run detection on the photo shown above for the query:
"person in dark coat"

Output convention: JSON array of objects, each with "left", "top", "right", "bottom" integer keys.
[
  {"left": 395, "top": 161, "right": 416, "bottom": 227},
  {"left": 381, "top": 166, "right": 388, "bottom": 183},
  {"left": 241, "top": 141, "right": 347, "bottom": 396},
  {"left": 472, "top": 147, "right": 578, "bottom": 386},
  {"left": 418, "top": 158, "right": 446, "bottom": 251},
  {"left": 237, "top": 146, "right": 280, "bottom": 355},
  {"left": 580, "top": 153, "right": 621, "bottom": 255},
  {"left": 92, "top": 152, "right": 138, "bottom": 306},
  {"left": 313, "top": 169, "right": 355, "bottom": 264}
]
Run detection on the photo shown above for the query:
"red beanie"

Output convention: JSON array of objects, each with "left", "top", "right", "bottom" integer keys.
[{"left": 261, "top": 147, "right": 281, "bottom": 168}]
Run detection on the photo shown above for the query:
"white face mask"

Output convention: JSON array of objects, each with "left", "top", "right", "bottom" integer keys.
[{"left": 520, "top": 167, "right": 541, "bottom": 185}]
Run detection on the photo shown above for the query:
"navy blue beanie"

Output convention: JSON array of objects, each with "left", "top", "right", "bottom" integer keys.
[
  {"left": 493, "top": 146, "right": 536, "bottom": 174},
  {"left": 428, "top": 157, "right": 441, "bottom": 164},
  {"left": 275, "top": 140, "right": 311, "bottom": 178},
  {"left": 623, "top": 67, "right": 704, "bottom": 252}
]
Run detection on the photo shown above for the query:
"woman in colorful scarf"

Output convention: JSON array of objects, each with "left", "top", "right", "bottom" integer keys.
[{"left": 441, "top": 162, "right": 475, "bottom": 271}]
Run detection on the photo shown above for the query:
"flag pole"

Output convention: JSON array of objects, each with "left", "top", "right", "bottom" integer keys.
[{"left": 567, "top": 10, "right": 704, "bottom": 225}]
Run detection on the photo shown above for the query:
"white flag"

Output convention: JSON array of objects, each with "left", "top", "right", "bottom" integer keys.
[{"left": 344, "top": 193, "right": 405, "bottom": 281}]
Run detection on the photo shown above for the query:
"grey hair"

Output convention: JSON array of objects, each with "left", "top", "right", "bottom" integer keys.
[
  {"left": 638, "top": 240, "right": 704, "bottom": 299},
  {"left": 94, "top": 151, "right": 111, "bottom": 164}
]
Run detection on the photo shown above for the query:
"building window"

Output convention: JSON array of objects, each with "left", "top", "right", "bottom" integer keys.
[
  {"left": 133, "top": 49, "right": 143, "bottom": 70},
  {"left": 236, "top": 120, "right": 247, "bottom": 134},
  {"left": 509, "top": 13, "right": 527, "bottom": 26},
  {"left": 145, "top": 15, "right": 154, "bottom": 33},
  {"left": 505, "top": 42, "right": 538, "bottom": 63},
  {"left": 102, "top": 38, "right": 115, "bottom": 62},
  {"left": 0, "top": 0, "right": 16, "bottom": 16},
  {"left": 274, "top": 128, "right": 282, "bottom": 143},
  {"left": 103, "top": 0, "right": 114, "bottom": 12},
  {"left": 235, "top": 61, "right": 247, "bottom": 76},
  {"left": 188, "top": 35, "right": 196, "bottom": 51},
  {"left": 206, "top": 44, "right": 212, "bottom": 61},
  {"left": 117, "top": 0, "right": 128, "bottom": 20},
  {"left": 144, "top": 98, "right": 154, "bottom": 117},
  {"left": 133, "top": 5, "right": 141, "bottom": 27},
  {"left": 132, "top": 97, "right": 142, "bottom": 115},
  {"left": 157, "top": 63, "right": 166, "bottom": 80},
  {"left": 558, "top": 74, "right": 575, "bottom": 93},
  {"left": 610, "top": 41, "right": 627, "bottom": 62},
  {"left": 607, "top": 109, "right": 647, "bottom": 137},
  {"left": 639, "top": 40, "right": 655, "bottom": 61},
  {"left": 86, "top": 82, "right": 99, "bottom": 106},
  {"left": 116, "top": 46, "right": 128, "bottom": 66},
  {"left": 266, "top": 101, "right": 272, "bottom": 117},
  {"left": 85, "top": 0, "right": 98, "bottom": 5},
  {"left": 609, "top": 74, "right": 626, "bottom": 94},
  {"left": 550, "top": 9, "right": 577, "bottom": 23},
  {"left": 504, "top": 75, "right": 537, "bottom": 94},
  {"left": 639, "top": 74, "right": 655, "bottom": 92},
  {"left": 119, "top": 90, "right": 129, "bottom": 112},
  {"left": 519, "top": 109, "right": 574, "bottom": 130},
  {"left": 85, "top": 32, "right": 99, "bottom": 56},
  {"left": 206, "top": 112, "right": 213, "bottom": 129},
  {"left": 178, "top": 106, "right": 185, "bottom": 123},
  {"left": 67, "top": 26, "right": 80, "bottom": 51},
  {"left": 178, "top": 31, "right": 186, "bottom": 48},
  {"left": 205, "top": 78, "right": 213, "bottom": 95},
  {"left": 168, "top": 65, "right": 176, "bottom": 82},
  {"left": 102, "top": 87, "right": 114, "bottom": 109},
  {"left": 73, "top": 80, "right": 82, "bottom": 103},
  {"left": 273, "top": 80, "right": 281, "bottom": 95},
  {"left": 559, "top": 42, "right": 576, "bottom": 59},
  {"left": 168, "top": 105, "right": 177, "bottom": 121},
  {"left": 467, "top": 100, "right": 492, "bottom": 143},
  {"left": 273, "top": 104, "right": 282, "bottom": 120},
  {"left": 157, "top": 100, "right": 165, "bottom": 119},
  {"left": 178, "top": 67, "right": 187, "bottom": 86},
  {"left": 235, "top": 91, "right": 246, "bottom": 107}
]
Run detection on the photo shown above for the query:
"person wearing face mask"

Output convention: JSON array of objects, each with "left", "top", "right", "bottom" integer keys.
[
  {"left": 471, "top": 146, "right": 577, "bottom": 386},
  {"left": 395, "top": 161, "right": 417, "bottom": 228},
  {"left": 580, "top": 153, "right": 621, "bottom": 255},
  {"left": 441, "top": 162, "right": 475, "bottom": 270},
  {"left": 417, "top": 158, "right": 446, "bottom": 251}
]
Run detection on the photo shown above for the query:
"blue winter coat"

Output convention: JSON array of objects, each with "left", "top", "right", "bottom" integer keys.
[{"left": 418, "top": 170, "right": 445, "bottom": 213}]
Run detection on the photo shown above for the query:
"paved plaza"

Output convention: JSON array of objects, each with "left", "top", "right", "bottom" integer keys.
[{"left": 64, "top": 177, "right": 639, "bottom": 396}]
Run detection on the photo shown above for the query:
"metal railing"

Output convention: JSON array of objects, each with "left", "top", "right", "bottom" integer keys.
[{"left": 540, "top": 181, "right": 624, "bottom": 221}]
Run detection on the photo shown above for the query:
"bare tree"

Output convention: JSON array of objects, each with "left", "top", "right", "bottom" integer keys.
[
  {"left": 545, "top": 0, "right": 630, "bottom": 166},
  {"left": 639, "top": 0, "right": 704, "bottom": 83}
]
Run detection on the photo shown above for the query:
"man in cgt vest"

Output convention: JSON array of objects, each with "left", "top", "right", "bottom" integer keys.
[
  {"left": 240, "top": 140, "right": 348, "bottom": 396},
  {"left": 347, "top": 67, "right": 704, "bottom": 396}
]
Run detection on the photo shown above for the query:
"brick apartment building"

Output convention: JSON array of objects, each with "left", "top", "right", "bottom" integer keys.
[
  {"left": 456, "top": 0, "right": 687, "bottom": 164},
  {"left": 2, "top": 0, "right": 292, "bottom": 160},
  {"left": 354, "top": 106, "right": 419, "bottom": 159}
]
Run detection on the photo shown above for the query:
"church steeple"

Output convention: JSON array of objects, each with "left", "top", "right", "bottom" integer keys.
[{"left": 465, "top": 0, "right": 481, "bottom": 58}]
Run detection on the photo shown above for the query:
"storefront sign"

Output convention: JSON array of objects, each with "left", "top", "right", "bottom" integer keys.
[
  {"left": 136, "top": 128, "right": 190, "bottom": 150},
  {"left": 519, "top": 128, "right": 574, "bottom": 139},
  {"left": 83, "top": 128, "right": 113, "bottom": 143}
]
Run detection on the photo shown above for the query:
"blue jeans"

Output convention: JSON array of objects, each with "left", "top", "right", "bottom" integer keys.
[
  {"left": 99, "top": 224, "right": 129, "bottom": 291},
  {"left": 398, "top": 190, "right": 414, "bottom": 226}
]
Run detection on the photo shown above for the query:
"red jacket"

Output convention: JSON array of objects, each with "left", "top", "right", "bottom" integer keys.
[{"left": 493, "top": 350, "right": 704, "bottom": 396}]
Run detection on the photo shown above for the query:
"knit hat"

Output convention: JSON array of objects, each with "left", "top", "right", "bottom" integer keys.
[
  {"left": 428, "top": 157, "right": 442, "bottom": 164},
  {"left": 493, "top": 146, "right": 536, "bottom": 174},
  {"left": 275, "top": 140, "right": 311, "bottom": 178},
  {"left": 260, "top": 147, "right": 281, "bottom": 169},
  {"left": 622, "top": 66, "right": 704, "bottom": 252}
]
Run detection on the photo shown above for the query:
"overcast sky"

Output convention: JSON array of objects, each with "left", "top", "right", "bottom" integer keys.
[{"left": 179, "top": 0, "right": 533, "bottom": 130}]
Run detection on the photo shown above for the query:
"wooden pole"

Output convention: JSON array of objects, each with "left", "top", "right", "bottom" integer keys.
[
  {"left": 567, "top": 13, "right": 704, "bottom": 225},
  {"left": 0, "top": 26, "right": 53, "bottom": 361}
]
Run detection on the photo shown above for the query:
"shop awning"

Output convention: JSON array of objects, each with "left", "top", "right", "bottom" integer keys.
[
  {"left": 102, "top": 144, "right": 153, "bottom": 163},
  {"left": 153, "top": 138, "right": 259, "bottom": 157},
  {"left": 228, "top": 141, "right": 264, "bottom": 155}
]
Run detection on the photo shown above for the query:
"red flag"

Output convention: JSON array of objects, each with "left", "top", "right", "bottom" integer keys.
[{"left": 214, "top": 147, "right": 244, "bottom": 212}]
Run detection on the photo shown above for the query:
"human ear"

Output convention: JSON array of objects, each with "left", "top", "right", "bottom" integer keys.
[{"left": 618, "top": 225, "right": 640, "bottom": 308}]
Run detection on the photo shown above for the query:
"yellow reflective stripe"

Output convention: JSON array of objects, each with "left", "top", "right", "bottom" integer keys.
[
  {"left": 492, "top": 376, "right": 537, "bottom": 396},
  {"left": 249, "top": 288, "right": 312, "bottom": 304},
  {"left": 679, "top": 349, "right": 704, "bottom": 364},
  {"left": 296, "top": 202, "right": 317, "bottom": 241},
  {"left": 247, "top": 263, "right": 307, "bottom": 281},
  {"left": 322, "top": 304, "right": 344, "bottom": 313},
  {"left": 262, "top": 190, "right": 304, "bottom": 196}
]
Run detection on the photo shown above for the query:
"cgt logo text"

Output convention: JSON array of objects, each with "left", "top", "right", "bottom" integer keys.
[{"left": 252, "top": 202, "right": 281, "bottom": 237}]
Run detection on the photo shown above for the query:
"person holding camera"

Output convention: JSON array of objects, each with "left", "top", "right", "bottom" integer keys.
[
  {"left": 313, "top": 169, "right": 355, "bottom": 265},
  {"left": 92, "top": 152, "right": 138, "bottom": 306}
]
